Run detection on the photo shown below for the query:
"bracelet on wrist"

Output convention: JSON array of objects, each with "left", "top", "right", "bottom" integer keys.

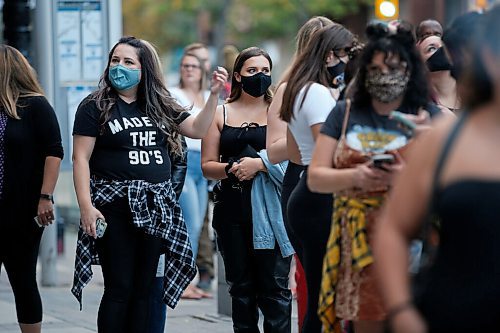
[
  {"left": 387, "top": 301, "right": 414, "bottom": 322},
  {"left": 40, "top": 193, "right": 54, "bottom": 203}
]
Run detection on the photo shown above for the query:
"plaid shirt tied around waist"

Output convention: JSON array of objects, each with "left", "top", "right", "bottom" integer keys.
[
  {"left": 71, "top": 177, "right": 196, "bottom": 310},
  {"left": 319, "top": 195, "right": 384, "bottom": 332}
]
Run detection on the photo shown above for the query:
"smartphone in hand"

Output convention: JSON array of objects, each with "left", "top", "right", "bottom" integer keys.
[
  {"left": 95, "top": 218, "right": 107, "bottom": 238},
  {"left": 34, "top": 216, "right": 44, "bottom": 228},
  {"left": 371, "top": 154, "right": 395, "bottom": 171},
  {"left": 390, "top": 111, "right": 417, "bottom": 132}
]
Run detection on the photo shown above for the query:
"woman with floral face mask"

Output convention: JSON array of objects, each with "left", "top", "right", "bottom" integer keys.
[
  {"left": 307, "top": 22, "right": 441, "bottom": 333},
  {"left": 202, "top": 47, "right": 293, "bottom": 332}
]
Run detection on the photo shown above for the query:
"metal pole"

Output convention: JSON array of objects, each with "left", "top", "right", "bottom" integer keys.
[
  {"left": 107, "top": 0, "right": 122, "bottom": 47},
  {"left": 3, "top": 0, "right": 31, "bottom": 61},
  {"left": 33, "top": 0, "right": 58, "bottom": 286}
]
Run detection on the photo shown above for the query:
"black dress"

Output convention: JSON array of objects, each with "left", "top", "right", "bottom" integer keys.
[
  {"left": 415, "top": 114, "right": 500, "bottom": 332},
  {"left": 212, "top": 105, "right": 292, "bottom": 333},
  {"left": 417, "top": 181, "right": 500, "bottom": 332}
]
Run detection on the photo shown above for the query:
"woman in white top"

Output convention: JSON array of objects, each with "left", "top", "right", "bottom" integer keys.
[
  {"left": 279, "top": 24, "right": 355, "bottom": 333},
  {"left": 169, "top": 52, "right": 211, "bottom": 299},
  {"left": 266, "top": 16, "right": 335, "bottom": 331}
]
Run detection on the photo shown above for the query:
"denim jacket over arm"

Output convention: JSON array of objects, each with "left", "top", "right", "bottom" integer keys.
[{"left": 251, "top": 150, "right": 294, "bottom": 257}]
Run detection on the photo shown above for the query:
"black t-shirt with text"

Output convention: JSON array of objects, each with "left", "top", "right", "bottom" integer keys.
[
  {"left": 321, "top": 101, "right": 441, "bottom": 153},
  {"left": 73, "top": 96, "right": 189, "bottom": 183}
]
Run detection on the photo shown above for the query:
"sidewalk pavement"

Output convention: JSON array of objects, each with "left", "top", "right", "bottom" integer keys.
[{"left": 0, "top": 228, "right": 298, "bottom": 333}]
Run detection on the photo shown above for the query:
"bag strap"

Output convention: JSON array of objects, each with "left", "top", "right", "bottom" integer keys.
[
  {"left": 416, "top": 112, "right": 468, "bottom": 273},
  {"left": 340, "top": 99, "right": 352, "bottom": 139},
  {"left": 428, "top": 112, "right": 468, "bottom": 207}
]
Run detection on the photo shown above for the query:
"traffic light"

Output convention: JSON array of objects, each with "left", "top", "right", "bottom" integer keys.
[
  {"left": 375, "top": 0, "right": 399, "bottom": 20},
  {"left": 476, "top": 0, "right": 488, "bottom": 9}
]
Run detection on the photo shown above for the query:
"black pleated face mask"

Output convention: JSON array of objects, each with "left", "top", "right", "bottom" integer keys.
[
  {"left": 426, "top": 47, "right": 453, "bottom": 72},
  {"left": 240, "top": 72, "right": 272, "bottom": 97}
]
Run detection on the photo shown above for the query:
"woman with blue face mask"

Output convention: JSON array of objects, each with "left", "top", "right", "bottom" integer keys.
[
  {"left": 71, "top": 36, "right": 227, "bottom": 333},
  {"left": 202, "top": 47, "right": 293, "bottom": 332}
]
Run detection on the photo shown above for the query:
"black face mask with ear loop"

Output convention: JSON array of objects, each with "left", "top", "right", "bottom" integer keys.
[
  {"left": 327, "top": 60, "right": 346, "bottom": 88},
  {"left": 327, "top": 60, "right": 346, "bottom": 79},
  {"left": 426, "top": 47, "right": 453, "bottom": 72},
  {"left": 240, "top": 72, "right": 272, "bottom": 98}
]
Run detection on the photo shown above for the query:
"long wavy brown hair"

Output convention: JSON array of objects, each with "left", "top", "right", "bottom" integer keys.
[
  {"left": 280, "top": 24, "right": 355, "bottom": 123},
  {"left": 0, "top": 44, "right": 44, "bottom": 119},
  {"left": 88, "top": 36, "right": 185, "bottom": 156}
]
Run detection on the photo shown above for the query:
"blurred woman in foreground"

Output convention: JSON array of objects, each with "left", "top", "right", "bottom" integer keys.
[{"left": 374, "top": 7, "right": 500, "bottom": 333}]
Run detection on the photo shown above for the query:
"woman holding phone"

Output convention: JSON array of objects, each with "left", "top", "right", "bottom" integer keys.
[
  {"left": 0, "top": 44, "right": 63, "bottom": 333},
  {"left": 307, "top": 22, "right": 440, "bottom": 333},
  {"left": 71, "top": 36, "right": 227, "bottom": 333}
]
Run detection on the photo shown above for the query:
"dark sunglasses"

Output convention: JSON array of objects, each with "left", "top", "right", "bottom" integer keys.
[{"left": 334, "top": 47, "right": 357, "bottom": 60}]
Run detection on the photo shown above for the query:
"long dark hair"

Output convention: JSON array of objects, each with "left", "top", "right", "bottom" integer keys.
[
  {"left": 353, "top": 21, "right": 429, "bottom": 113},
  {"left": 443, "top": 11, "right": 482, "bottom": 81},
  {"left": 280, "top": 24, "right": 355, "bottom": 122},
  {"left": 227, "top": 47, "right": 273, "bottom": 104},
  {"left": 456, "top": 9, "right": 495, "bottom": 110},
  {"left": 89, "top": 36, "right": 185, "bottom": 155}
]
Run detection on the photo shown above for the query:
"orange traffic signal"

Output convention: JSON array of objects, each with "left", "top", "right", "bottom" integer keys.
[
  {"left": 375, "top": 0, "right": 399, "bottom": 20},
  {"left": 476, "top": 0, "right": 488, "bottom": 9}
]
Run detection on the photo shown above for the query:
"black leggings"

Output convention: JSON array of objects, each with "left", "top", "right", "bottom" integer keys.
[
  {"left": 95, "top": 197, "right": 162, "bottom": 333},
  {"left": 281, "top": 161, "right": 306, "bottom": 260},
  {"left": 0, "top": 222, "right": 43, "bottom": 324},
  {"left": 287, "top": 170, "right": 333, "bottom": 333}
]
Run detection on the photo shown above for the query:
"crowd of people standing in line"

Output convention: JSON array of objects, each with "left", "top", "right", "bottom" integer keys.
[{"left": 2, "top": 4, "right": 500, "bottom": 333}]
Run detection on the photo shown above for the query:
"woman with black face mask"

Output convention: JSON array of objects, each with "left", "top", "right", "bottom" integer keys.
[
  {"left": 307, "top": 22, "right": 442, "bottom": 333},
  {"left": 279, "top": 23, "right": 356, "bottom": 333},
  {"left": 417, "top": 34, "right": 461, "bottom": 113},
  {"left": 202, "top": 47, "right": 293, "bottom": 333}
]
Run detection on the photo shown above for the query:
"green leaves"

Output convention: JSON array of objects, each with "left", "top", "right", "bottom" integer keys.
[{"left": 122, "top": 0, "right": 369, "bottom": 54}]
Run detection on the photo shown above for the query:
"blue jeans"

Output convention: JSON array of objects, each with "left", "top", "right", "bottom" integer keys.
[
  {"left": 179, "top": 150, "right": 208, "bottom": 258},
  {"left": 147, "top": 277, "right": 167, "bottom": 333}
]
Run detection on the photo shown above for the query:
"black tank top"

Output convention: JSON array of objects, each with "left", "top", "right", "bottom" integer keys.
[
  {"left": 417, "top": 114, "right": 500, "bottom": 332},
  {"left": 219, "top": 105, "right": 266, "bottom": 163}
]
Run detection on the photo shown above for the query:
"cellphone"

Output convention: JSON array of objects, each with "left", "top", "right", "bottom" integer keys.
[
  {"left": 371, "top": 154, "right": 395, "bottom": 169},
  {"left": 390, "top": 111, "right": 417, "bottom": 130},
  {"left": 95, "top": 218, "right": 107, "bottom": 238},
  {"left": 34, "top": 216, "right": 44, "bottom": 228}
]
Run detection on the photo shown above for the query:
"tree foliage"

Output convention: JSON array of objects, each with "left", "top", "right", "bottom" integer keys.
[{"left": 122, "top": 0, "right": 370, "bottom": 53}]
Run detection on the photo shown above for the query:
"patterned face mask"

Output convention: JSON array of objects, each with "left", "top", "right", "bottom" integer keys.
[{"left": 365, "top": 69, "right": 410, "bottom": 103}]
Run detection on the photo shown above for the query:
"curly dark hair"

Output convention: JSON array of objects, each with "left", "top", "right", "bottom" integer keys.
[{"left": 353, "top": 21, "right": 430, "bottom": 113}]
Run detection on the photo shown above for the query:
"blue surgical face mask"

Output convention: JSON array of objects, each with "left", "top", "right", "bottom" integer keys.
[{"left": 108, "top": 64, "right": 141, "bottom": 91}]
